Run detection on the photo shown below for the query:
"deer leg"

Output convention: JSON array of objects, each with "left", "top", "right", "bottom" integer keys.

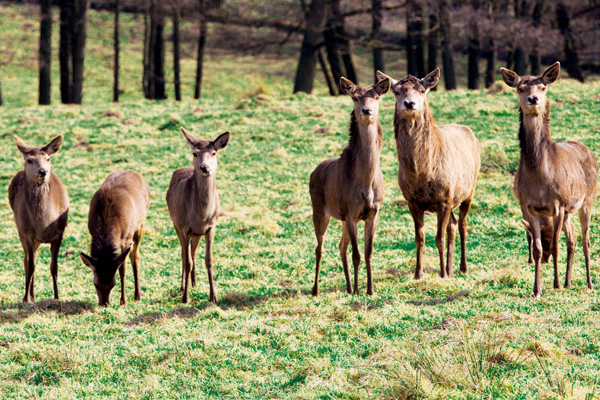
[
  {"left": 21, "top": 237, "right": 37, "bottom": 303},
  {"left": 551, "top": 207, "right": 565, "bottom": 290},
  {"left": 364, "top": 213, "right": 378, "bottom": 296},
  {"left": 205, "top": 228, "right": 217, "bottom": 304},
  {"left": 408, "top": 203, "right": 425, "bottom": 280},
  {"left": 49, "top": 235, "right": 63, "bottom": 300},
  {"left": 175, "top": 228, "right": 192, "bottom": 303},
  {"left": 190, "top": 236, "right": 201, "bottom": 288},
  {"left": 446, "top": 212, "right": 457, "bottom": 278},
  {"left": 118, "top": 255, "right": 128, "bottom": 306},
  {"left": 345, "top": 219, "right": 361, "bottom": 295},
  {"left": 339, "top": 222, "right": 351, "bottom": 294},
  {"left": 563, "top": 213, "right": 576, "bottom": 288},
  {"left": 458, "top": 199, "right": 472, "bottom": 274},
  {"left": 436, "top": 207, "right": 452, "bottom": 278},
  {"left": 131, "top": 228, "right": 143, "bottom": 301},
  {"left": 529, "top": 215, "right": 544, "bottom": 298},
  {"left": 579, "top": 202, "right": 593, "bottom": 290},
  {"left": 526, "top": 228, "right": 534, "bottom": 264},
  {"left": 311, "top": 210, "right": 330, "bottom": 296}
]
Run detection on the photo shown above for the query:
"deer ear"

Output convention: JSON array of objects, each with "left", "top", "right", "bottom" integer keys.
[
  {"left": 540, "top": 62, "right": 560, "bottom": 85},
  {"left": 376, "top": 70, "right": 398, "bottom": 87},
  {"left": 339, "top": 77, "right": 356, "bottom": 96},
  {"left": 180, "top": 128, "right": 200, "bottom": 150},
  {"left": 213, "top": 131, "right": 230, "bottom": 151},
  {"left": 42, "top": 135, "right": 63, "bottom": 155},
  {"left": 15, "top": 136, "right": 33, "bottom": 156},
  {"left": 374, "top": 77, "right": 391, "bottom": 95},
  {"left": 421, "top": 68, "right": 440, "bottom": 90},
  {"left": 500, "top": 67, "right": 521, "bottom": 88},
  {"left": 114, "top": 247, "right": 131, "bottom": 267},
  {"left": 80, "top": 252, "right": 97, "bottom": 272}
]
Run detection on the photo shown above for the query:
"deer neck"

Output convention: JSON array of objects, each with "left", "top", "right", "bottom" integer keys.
[
  {"left": 348, "top": 112, "right": 382, "bottom": 186},
  {"left": 519, "top": 104, "right": 552, "bottom": 170},
  {"left": 25, "top": 179, "right": 52, "bottom": 210},
  {"left": 394, "top": 107, "right": 438, "bottom": 176},
  {"left": 192, "top": 170, "right": 218, "bottom": 210}
]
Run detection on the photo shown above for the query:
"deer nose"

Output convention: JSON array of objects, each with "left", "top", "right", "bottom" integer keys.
[
  {"left": 38, "top": 169, "right": 47, "bottom": 177},
  {"left": 199, "top": 165, "right": 210, "bottom": 175},
  {"left": 528, "top": 96, "right": 538, "bottom": 105},
  {"left": 404, "top": 100, "right": 415, "bottom": 109},
  {"left": 361, "top": 107, "right": 372, "bottom": 115}
]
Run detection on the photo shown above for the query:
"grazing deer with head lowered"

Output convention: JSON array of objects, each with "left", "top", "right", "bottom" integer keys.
[
  {"left": 166, "top": 128, "right": 230, "bottom": 304},
  {"left": 376, "top": 68, "right": 481, "bottom": 280},
  {"left": 9, "top": 135, "right": 69, "bottom": 303},
  {"left": 310, "top": 76, "right": 390, "bottom": 296},
  {"left": 500, "top": 62, "right": 598, "bottom": 298},
  {"left": 80, "top": 170, "right": 150, "bottom": 306}
]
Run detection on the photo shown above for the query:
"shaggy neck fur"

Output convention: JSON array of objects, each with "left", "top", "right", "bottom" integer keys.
[
  {"left": 341, "top": 110, "right": 383, "bottom": 185},
  {"left": 394, "top": 103, "right": 439, "bottom": 176},
  {"left": 519, "top": 102, "right": 551, "bottom": 170},
  {"left": 90, "top": 204, "right": 121, "bottom": 262},
  {"left": 26, "top": 179, "right": 52, "bottom": 213},
  {"left": 192, "top": 169, "right": 217, "bottom": 211}
]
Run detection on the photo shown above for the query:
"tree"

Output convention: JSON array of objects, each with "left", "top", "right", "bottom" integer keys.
[
  {"left": 439, "top": 0, "right": 456, "bottom": 90},
  {"left": 428, "top": 10, "right": 439, "bottom": 90},
  {"left": 143, "top": 0, "right": 167, "bottom": 100},
  {"left": 467, "top": 1, "right": 480, "bottom": 90},
  {"left": 113, "top": 0, "right": 120, "bottom": 102},
  {"left": 172, "top": 3, "right": 181, "bottom": 101},
  {"left": 371, "top": 0, "right": 384, "bottom": 83},
  {"left": 529, "top": 0, "right": 543, "bottom": 75},
  {"left": 557, "top": 2, "right": 584, "bottom": 82},
  {"left": 194, "top": 0, "right": 207, "bottom": 99},
  {"left": 39, "top": 0, "right": 52, "bottom": 105},
  {"left": 406, "top": 1, "right": 425, "bottom": 77},
  {"left": 59, "top": 0, "right": 89, "bottom": 104}
]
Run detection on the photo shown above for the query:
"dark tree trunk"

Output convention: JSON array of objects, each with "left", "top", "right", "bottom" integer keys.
[
  {"left": 143, "top": 0, "right": 166, "bottom": 99},
  {"left": 512, "top": 0, "right": 528, "bottom": 76},
  {"left": 194, "top": 0, "right": 207, "bottom": 99},
  {"left": 293, "top": 0, "right": 329, "bottom": 94},
  {"left": 172, "top": 8, "right": 181, "bottom": 101},
  {"left": 557, "top": 3, "right": 583, "bottom": 81},
  {"left": 406, "top": 2, "right": 425, "bottom": 77},
  {"left": 318, "top": 49, "right": 336, "bottom": 95},
  {"left": 58, "top": 0, "right": 88, "bottom": 104},
  {"left": 153, "top": 16, "right": 166, "bottom": 99},
  {"left": 39, "top": 0, "right": 52, "bottom": 105},
  {"left": 371, "top": 0, "right": 384, "bottom": 83},
  {"left": 427, "top": 11, "right": 439, "bottom": 90},
  {"left": 59, "top": 0, "right": 73, "bottom": 103},
  {"left": 467, "top": 2, "right": 480, "bottom": 90},
  {"left": 113, "top": 0, "right": 120, "bottom": 102},
  {"left": 529, "top": 0, "right": 543, "bottom": 75},
  {"left": 485, "top": 44, "right": 496, "bottom": 88},
  {"left": 71, "top": 0, "right": 89, "bottom": 104},
  {"left": 439, "top": 0, "right": 456, "bottom": 90},
  {"left": 323, "top": 26, "right": 343, "bottom": 94}
]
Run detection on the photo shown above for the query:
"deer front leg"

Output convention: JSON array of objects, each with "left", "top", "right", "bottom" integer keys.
[
  {"left": 364, "top": 213, "right": 379, "bottom": 296},
  {"left": 579, "top": 200, "right": 594, "bottom": 290},
  {"left": 528, "top": 215, "right": 544, "bottom": 298},
  {"left": 345, "top": 219, "right": 361, "bottom": 295},
  {"left": 21, "top": 237, "right": 36, "bottom": 303},
  {"left": 311, "top": 209, "right": 330, "bottom": 296},
  {"left": 458, "top": 199, "right": 472, "bottom": 273},
  {"left": 49, "top": 235, "right": 63, "bottom": 300},
  {"left": 119, "top": 256, "right": 128, "bottom": 306},
  {"left": 190, "top": 236, "right": 201, "bottom": 288},
  {"left": 446, "top": 212, "right": 457, "bottom": 278},
  {"left": 175, "top": 228, "right": 192, "bottom": 303},
  {"left": 551, "top": 207, "right": 565, "bottom": 290},
  {"left": 205, "top": 228, "right": 217, "bottom": 304},
  {"left": 339, "top": 222, "right": 351, "bottom": 294},
  {"left": 408, "top": 203, "right": 425, "bottom": 280},
  {"left": 131, "top": 229, "right": 143, "bottom": 301},
  {"left": 562, "top": 213, "right": 576, "bottom": 288},
  {"left": 436, "top": 207, "right": 452, "bottom": 278}
]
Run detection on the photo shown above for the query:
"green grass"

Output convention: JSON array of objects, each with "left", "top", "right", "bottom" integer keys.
[{"left": 2, "top": 3, "right": 600, "bottom": 399}]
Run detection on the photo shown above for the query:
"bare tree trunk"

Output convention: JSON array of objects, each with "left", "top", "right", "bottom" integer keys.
[
  {"left": 407, "top": 2, "right": 425, "bottom": 77},
  {"left": 39, "top": 0, "right": 52, "bottom": 105},
  {"left": 173, "top": 7, "right": 181, "bottom": 101},
  {"left": 529, "top": 0, "right": 543, "bottom": 75},
  {"left": 154, "top": 15, "right": 166, "bottom": 99},
  {"left": 428, "top": 10, "right": 439, "bottom": 90},
  {"left": 439, "top": 0, "right": 456, "bottom": 90},
  {"left": 557, "top": 3, "right": 583, "bottom": 81},
  {"left": 143, "top": 0, "right": 166, "bottom": 99},
  {"left": 194, "top": 0, "right": 207, "bottom": 99},
  {"left": 484, "top": 1, "right": 496, "bottom": 88},
  {"left": 512, "top": 0, "right": 527, "bottom": 75},
  {"left": 294, "top": 0, "right": 329, "bottom": 94},
  {"left": 71, "top": 0, "right": 89, "bottom": 104},
  {"left": 372, "top": 0, "right": 384, "bottom": 83},
  {"left": 113, "top": 0, "right": 120, "bottom": 102},
  {"left": 59, "top": 0, "right": 73, "bottom": 103},
  {"left": 318, "top": 49, "right": 336, "bottom": 95},
  {"left": 467, "top": 1, "right": 480, "bottom": 90}
]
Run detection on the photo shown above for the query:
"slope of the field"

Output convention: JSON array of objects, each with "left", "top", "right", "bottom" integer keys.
[{"left": 1, "top": 4, "right": 600, "bottom": 399}]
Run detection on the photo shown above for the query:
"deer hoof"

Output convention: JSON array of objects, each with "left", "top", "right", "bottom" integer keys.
[
  {"left": 531, "top": 291, "right": 542, "bottom": 299},
  {"left": 311, "top": 286, "right": 319, "bottom": 296}
]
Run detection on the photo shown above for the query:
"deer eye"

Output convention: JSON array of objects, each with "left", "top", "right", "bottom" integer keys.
[
  {"left": 26, "top": 159, "right": 33, "bottom": 164},
  {"left": 193, "top": 153, "right": 198, "bottom": 158},
  {"left": 212, "top": 151, "right": 217, "bottom": 156},
  {"left": 541, "top": 86, "right": 546, "bottom": 91},
  {"left": 419, "top": 89, "right": 426, "bottom": 94},
  {"left": 517, "top": 88, "right": 524, "bottom": 93}
]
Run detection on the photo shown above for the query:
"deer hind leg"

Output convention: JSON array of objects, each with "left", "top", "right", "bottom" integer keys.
[
  {"left": 364, "top": 213, "right": 379, "bottom": 296},
  {"left": 579, "top": 201, "right": 593, "bottom": 290},
  {"left": 345, "top": 219, "right": 361, "bottom": 295},
  {"left": 563, "top": 213, "right": 576, "bottom": 288},
  {"left": 131, "top": 227, "right": 143, "bottom": 301},
  {"left": 408, "top": 203, "right": 425, "bottom": 280},
  {"left": 311, "top": 210, "right": 330, "bottom": 296},
  {"left": 204, "top": 228, "right": 217, "bottom": 304},
  {"left": 458, "top": 199, "right": 472, "bottom": 274},
  {"left": 175, "top": 228, "right": 192, "bottom": 303},
  {"left": 551, "top": 207, "right": 565, "bottom": 290},
  {"left": 50, "top": 235, "right": 63, "bottom": 300},
  {"left": 436, "top": 207, "right": 452, "bottom": 278},
  {"left": 446, "top": 212, "right": 457, "bottom": 278},
  {"left": 339, "top": 222, "right": 351, "bottom": 294},
  {"left": 190, "top": 236, "right": 201, "bottom": 288}
]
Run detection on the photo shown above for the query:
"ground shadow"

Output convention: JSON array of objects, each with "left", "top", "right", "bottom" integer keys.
[
  {"left": 0, "top": 299, "right": 95, "bottom": 323},
  {"left": 126, "top": 306, "right": 205, "bottom": 326},
  {"left": 407, "top": 290, "right": 470, "bottom": 306}
]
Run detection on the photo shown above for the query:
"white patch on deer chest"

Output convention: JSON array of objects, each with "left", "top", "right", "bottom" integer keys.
[{"left": 362, "top": 188, "right": 375, "bottom": 208}]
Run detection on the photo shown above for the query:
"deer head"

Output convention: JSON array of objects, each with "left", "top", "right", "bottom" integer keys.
[
  {"left": 180, "top": 128, "right": 230, "bottom": 177},
  {"left": 80, "top": 248, "right": 131, "bottom": 307},
  {"left": 377, "top": 69, "right": 440, "bottom": 119},
  {"left": 15, "top": 135, "right": 63, "bottom": 185},
  {"left": 500, "top": 62, "right": 560, "bottom": 116},
  {"left": 340, "top": 76, "right": 390, "bottom": 125}
]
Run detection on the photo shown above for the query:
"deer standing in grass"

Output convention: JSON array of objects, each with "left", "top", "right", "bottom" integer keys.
[
  {"left": 500, "top": 62, "right": 598, "bottom": 298},
  {"left": 80, "top": 170, "right": 150, "bottom": 306},
  {"left": 9, "top": 135, "right": 69, "bottom": 303},
  {"left": 376, "top": 69, "right": 480, "bottom": 279},
  {"left": 166, "top": 128, "right": 230, "bottom": 304},
  {"left": 310, "top": 76, "right": 391, "bottom": 296}
]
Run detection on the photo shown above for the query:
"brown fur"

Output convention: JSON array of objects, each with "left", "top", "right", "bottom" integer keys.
[
  {"left": 310, "top": 76, "right": 390, "bottom": 296},
  {"left": 377, "top": 69, "right": 481, "bottom": 279},
  {"left": 8, "top": 135, "right": 69, "bottom": 303},
  {"left": 501, "top": 62, "right": 598, "bottom": 298},
  {"left": 80, "top": 170, "right": 150, "bottom": 306},
  {"left": 166, "top": 128, "right": 230, "bottom": 304}
]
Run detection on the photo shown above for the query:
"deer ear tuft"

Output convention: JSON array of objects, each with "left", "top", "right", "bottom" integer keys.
[
  {"left": 340, "top": 77, "right": 356, "bottom": 96},
  {"left": 500, "top": 67, "right": 521, "bottom": 88},
  {"left": 541, "top": 62, "right": 560, "bottom": 85}
]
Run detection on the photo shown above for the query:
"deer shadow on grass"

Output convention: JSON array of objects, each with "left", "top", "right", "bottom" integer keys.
[{"left": 0, "top": 299, "right": 95, "bottom": 324}]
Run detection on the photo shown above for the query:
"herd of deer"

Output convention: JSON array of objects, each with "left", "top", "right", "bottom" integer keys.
[{"left": 7, "top": 62, "right": 598, "bottom": 306}]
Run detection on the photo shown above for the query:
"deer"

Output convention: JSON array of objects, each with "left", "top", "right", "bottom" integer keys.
[
  {"left": 166, "top": 128, "right": 230, "bottom": 304},
  {"left": 500, "top": 61, "right": 598, "bottom": 298},
  {"left": 310, "top": 76, "right": 391, "bottom": 296},
  {"left": 80, "top": 170, "right": 150, "bottom": 307},
  {"left": 376, "top": 68, "right": 481, "bottom": 280},
  {"left": 8, "top": 135, "right": 69, "bottom": 303}
]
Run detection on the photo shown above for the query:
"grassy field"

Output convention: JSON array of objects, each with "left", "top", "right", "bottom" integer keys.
[{"left": 2, "top": 3, "right": 600, "bottom": 399}]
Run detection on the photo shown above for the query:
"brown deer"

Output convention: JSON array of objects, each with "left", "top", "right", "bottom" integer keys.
[
  {"left": 310, "top": 76, "right": 391, "bottom": 296},
  {"left": 80, "top": 170, "right": 150, "bottom": 306},
  {"left": 8, "top": 135, "right": 69, "bottom": 303},
  {"left": 376, "top": 69, "right": 481, "bottom": 279},
  {"left": 166, "top": 128, "right": 230, "bottom": 304},
  {"left": 500, "top": 61, "right": 598, "bottom": 298}
]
